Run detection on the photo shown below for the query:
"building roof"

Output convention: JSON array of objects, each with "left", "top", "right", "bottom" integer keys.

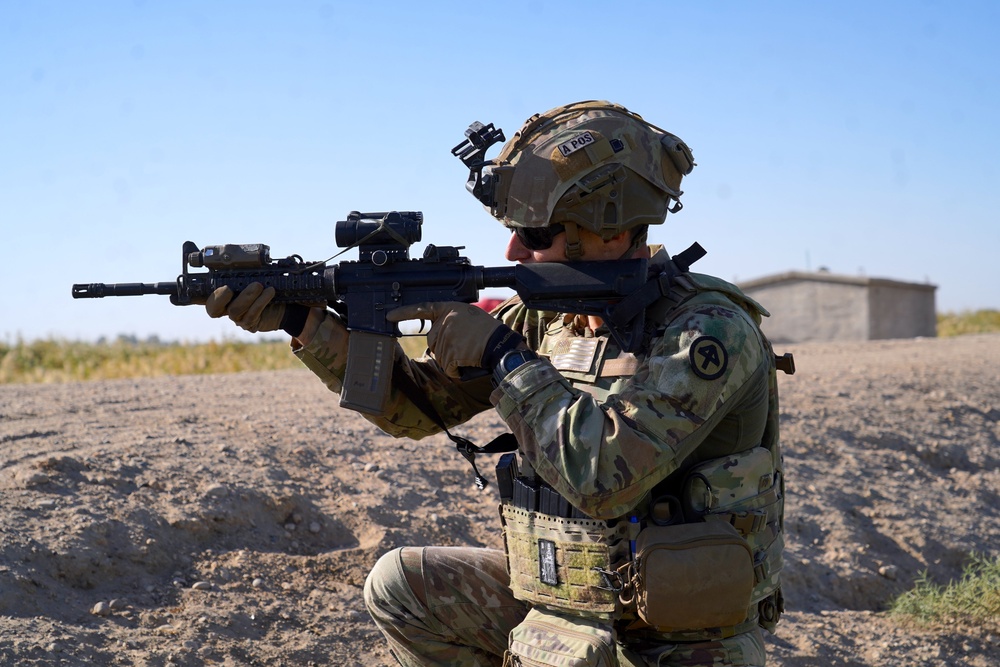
[{"left": 738, "top": 270, "right": 937, "bottom": 292}]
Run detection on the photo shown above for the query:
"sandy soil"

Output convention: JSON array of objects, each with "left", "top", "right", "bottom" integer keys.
[{"left": 1, "top": 333, "right": 998, "bottom": 666}]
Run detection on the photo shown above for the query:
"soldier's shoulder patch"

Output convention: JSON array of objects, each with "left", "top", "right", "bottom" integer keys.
[{"left": 689, "top": 335, "right": 728, "bottom": 380}]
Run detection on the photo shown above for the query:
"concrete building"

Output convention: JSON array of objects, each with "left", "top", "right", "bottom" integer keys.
[{"left": 738, "top": 270, "right": 937, "bottom": 344}]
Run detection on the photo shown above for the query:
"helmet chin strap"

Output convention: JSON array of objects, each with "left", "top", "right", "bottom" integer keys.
[
  {"left": 562, "top": 222, "right": 584, "bottom": 260},
  {"left": 626, "top": 226, "right": 649, "bottom": 258}
]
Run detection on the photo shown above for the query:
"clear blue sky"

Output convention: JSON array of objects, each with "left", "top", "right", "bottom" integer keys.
[{"left": 3, "top": 0, "right": 998, "bottom": 343}]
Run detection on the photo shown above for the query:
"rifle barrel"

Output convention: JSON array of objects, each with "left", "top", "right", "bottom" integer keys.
[{"left": 72, "top": 282, "right": 177, "bottom": 298}]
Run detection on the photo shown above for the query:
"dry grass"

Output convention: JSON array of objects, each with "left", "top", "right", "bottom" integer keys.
[
  {"left": 937, "top": 309, "right": 1000, "bottom": 337},
  {"left": 0, "top": 337, "right": 300, "bottom": 384},
  {"left": 1, "top": 335, "right": 428, "bottom": 384},
  {"left": 4, "top": 308, "right": 996, "bottom": 385}
]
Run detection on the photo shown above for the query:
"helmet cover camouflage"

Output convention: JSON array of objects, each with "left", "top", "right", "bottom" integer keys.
[{"left": 483, "top": 101, "right": 695, "bottom": 239}]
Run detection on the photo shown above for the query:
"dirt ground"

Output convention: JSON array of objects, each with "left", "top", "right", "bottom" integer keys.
[{"left": 1, "top": 333, "right": 998, "bottom": 666}]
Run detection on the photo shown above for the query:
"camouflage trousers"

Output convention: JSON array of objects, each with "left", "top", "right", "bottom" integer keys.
[{"left": 363, "top": 546, "right": 767, "bottom": 666}]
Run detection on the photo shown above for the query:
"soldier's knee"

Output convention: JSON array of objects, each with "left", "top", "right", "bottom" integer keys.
[
  {"left": 365, "top": 546, "right": 430, "bottom": 623},
  {"left": 365, "top": 547, "right": 403, "bottom": 613}
]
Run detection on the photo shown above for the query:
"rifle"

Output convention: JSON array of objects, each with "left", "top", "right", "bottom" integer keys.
[{"left": 73, "top": 210, "right": 701, "bottom": 416}]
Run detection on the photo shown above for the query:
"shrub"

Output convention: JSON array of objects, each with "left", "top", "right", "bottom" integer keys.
[{"left": 889, "top": 552, "right": 1000, "bottom": 627}]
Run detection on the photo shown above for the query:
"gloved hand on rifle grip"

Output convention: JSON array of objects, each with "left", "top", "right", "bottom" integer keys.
[
  {"left": 386, "top": 301, "right": 524, "bottom": 379},
  {"left": 205, "top": 282, "right": 310, "bottom": 336}
]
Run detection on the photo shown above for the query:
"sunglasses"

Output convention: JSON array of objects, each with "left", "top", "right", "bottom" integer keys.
[{"left": 513, "top": 223, "right": 566, "bottom": 251}]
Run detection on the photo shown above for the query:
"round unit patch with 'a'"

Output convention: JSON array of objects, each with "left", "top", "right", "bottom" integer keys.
[{"left": 689, "top": 335, "right": 728, "bottom": 380}]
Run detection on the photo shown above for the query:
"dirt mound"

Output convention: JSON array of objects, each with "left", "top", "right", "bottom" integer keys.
[{"left": 1, "top": 334, "right": 997, "bottom": 665}]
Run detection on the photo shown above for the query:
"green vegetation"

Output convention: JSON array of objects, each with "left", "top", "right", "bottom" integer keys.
[
  {"left": 889, "top": 552, "right": 1000, "bottom": 628},
  {"left": 937, "top": 309, "right": 1000, "bottom": 337},
  {"left": 0, "top": 335, "right": 430, "bottom": 384}
]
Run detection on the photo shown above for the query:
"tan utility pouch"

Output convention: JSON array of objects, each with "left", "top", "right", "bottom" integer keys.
[{"left": 627, "top": 520, "right": 754, "bottom": 631}]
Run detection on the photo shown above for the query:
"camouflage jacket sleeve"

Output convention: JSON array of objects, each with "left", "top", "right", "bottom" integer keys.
[
  {"left": 293, "top": 311, "right": 494, "bottom": 439},
  {"left": 491, "top": 291, "right": 771, "bottom": 519}
]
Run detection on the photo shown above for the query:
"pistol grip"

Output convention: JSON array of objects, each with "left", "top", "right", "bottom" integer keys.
[{"left": 340, "top": 331, "right": 396, "bottom": 416}]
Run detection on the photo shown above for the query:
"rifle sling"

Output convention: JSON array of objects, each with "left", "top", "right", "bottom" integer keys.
[{"left": 390, "top": 357, "right": 517, "bottom": 489}]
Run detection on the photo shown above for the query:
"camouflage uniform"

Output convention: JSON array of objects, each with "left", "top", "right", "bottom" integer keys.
[{"left": 294, "top": 246, "right": 783, "bottom": 666}]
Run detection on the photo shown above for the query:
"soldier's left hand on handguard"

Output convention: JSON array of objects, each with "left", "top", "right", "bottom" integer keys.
[{"left": 205, "top": 282, "right": 288, "bottom": 333}]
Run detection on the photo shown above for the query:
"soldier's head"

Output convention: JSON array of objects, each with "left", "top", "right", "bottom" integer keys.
[{"left": 459, "top": 101, "right": 694, "bottom": 261}]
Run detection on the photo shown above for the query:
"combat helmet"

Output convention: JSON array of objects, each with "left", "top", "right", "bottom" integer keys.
[{"left": 454, "top": 100, "right": 695, "bottom": 259}]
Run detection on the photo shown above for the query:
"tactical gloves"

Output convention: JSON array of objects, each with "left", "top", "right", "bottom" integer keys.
[
  {"left": 205, "top": 283, "right": 310, "bottom": 337},
  {"left": 386, "top": 301, "right": 524, "bottom": 379}
]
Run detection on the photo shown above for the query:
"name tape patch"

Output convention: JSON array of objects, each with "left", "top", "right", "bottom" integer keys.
[{"left": 557, "top": 131, "right": 596, "bottom": 157}]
